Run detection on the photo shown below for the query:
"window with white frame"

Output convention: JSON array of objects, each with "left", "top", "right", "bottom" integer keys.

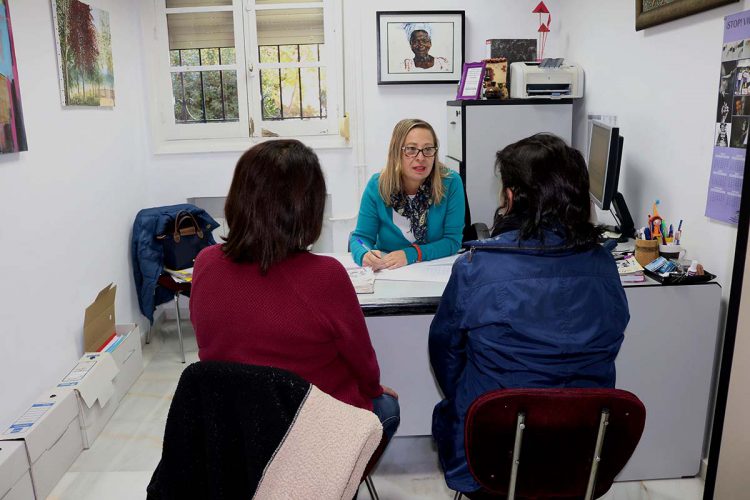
[{"left": 152, "top": 0, "right": 342, "bottom": 143}]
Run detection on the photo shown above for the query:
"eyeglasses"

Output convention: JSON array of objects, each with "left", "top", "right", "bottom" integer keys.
[{"left": 401, "top": 146, "right": 438, "bottom": 158}]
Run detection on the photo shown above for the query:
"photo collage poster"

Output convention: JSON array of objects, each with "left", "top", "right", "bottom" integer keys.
[{"left": 706, "top": 11, "right": 750, "bottom": 223}]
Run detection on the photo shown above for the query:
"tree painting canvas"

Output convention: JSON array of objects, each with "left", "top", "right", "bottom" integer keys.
[
  {"left": 0, "top": 1, "right": 27, "bottom": 153},
  {"left": 52, "top": 0, "right": 114, "bottom": 107}
]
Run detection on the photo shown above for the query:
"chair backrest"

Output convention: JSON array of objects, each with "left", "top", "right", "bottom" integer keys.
[
  {"left": 147, "top": 361, "right": 382, "bottom": 500},
  {"left": 464, "top": 388, "right": 645, "bottom": 499}
]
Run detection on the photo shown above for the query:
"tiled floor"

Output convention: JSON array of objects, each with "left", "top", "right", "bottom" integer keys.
[{"left": 48, "top": 320, "right": 706, "bottom": 500}]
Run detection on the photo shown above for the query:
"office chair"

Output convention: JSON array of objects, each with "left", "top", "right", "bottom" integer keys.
[
  {"left": 455, "top": 388, "right": 645, "bottom": 500},
  {"left": 147, "top": 361, "right": 383, "bottom": 500},
  {"left": 132, "top": 204, "right": 219, "bottom": 362},
  {"left": 152, "top": 274, "right": 191, "bottom": 363}
]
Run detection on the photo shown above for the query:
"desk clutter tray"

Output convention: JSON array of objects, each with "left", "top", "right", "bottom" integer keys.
[{"left": 643, "top": 269, "right": 716, "bottom": 285}]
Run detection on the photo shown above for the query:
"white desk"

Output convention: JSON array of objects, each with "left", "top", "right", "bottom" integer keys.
[{"left": 357, "top": 269, "right": 722, "bottom": 481}]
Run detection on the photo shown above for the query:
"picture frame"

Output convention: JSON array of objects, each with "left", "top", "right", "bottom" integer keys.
[
  {"left": 376, "top": 10, "right": 465, "bottom": 85},
  {"left": 635, "top": 0, "right": 739, "bottom": 31},
  {"left": 456, "top": 62, "right": 486, "bottom": 100}
]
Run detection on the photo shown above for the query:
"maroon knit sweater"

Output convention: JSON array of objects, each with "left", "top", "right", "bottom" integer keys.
[{"left": 190, "top": 245, "right": 383, "bottom": 410}]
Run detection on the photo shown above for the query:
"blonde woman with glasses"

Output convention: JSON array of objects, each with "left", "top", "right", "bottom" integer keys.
[{"left": 350, "top": 119, "right": 465, "bottom": 270}]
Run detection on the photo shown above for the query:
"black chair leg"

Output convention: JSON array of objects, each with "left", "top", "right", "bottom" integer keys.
[
  {"left": 364, "top": 475, "right": 379, "bottom": 500},
  {"left": 453, "top": 492, "right": 463, "bottom": 500}
]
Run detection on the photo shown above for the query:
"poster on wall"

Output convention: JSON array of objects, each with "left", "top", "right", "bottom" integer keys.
[
  {"left": 51, "top": 0, "right": 114, "bottom": 107},
  {"left": 705, "top": 11, "right": 750, "bottom": 224},
  {"left": 0, "top": 0, "right": 27, "bottom": 154}
]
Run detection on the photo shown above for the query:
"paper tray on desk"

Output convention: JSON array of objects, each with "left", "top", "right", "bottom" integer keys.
[{"left": 643, "top": 269, "right": 716, "bottom": 285}]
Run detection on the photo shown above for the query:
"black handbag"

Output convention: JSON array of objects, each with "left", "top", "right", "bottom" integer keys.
[{"left": 158, "top": 211, "right": 212, "bottom": 270}]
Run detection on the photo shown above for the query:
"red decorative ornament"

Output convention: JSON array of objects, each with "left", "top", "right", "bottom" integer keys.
[{"left": 532, "top": 1, "right": 551, "bottom": 60}]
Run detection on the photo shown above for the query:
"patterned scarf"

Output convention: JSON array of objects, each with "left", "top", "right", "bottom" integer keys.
[{"left": 390, "top": 179, "right": 432, "bottom": 244}]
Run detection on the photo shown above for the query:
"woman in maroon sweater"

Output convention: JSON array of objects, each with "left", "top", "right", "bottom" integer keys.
[{"left": 190, "top": 139, "right": 400, "bottom": 439}]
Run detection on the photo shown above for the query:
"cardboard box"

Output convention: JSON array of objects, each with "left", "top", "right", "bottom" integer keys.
[
  {"left": 83, "top": 286, "right": 144, "bottom": 404},
  {"left": 0, "top": 391, "right": 84, "bottom": 500},
  {"left": 110, "top": 324, "right": 144, "bottom": 404},
  {"left": 0, "top": 441, "right": 33, "bottom": 500},
  {"left": 84, "top": 283, "right": 117, "bottom": 354},
  {"left": 57, "top": 353, "right": 119, "bottom": 449}
]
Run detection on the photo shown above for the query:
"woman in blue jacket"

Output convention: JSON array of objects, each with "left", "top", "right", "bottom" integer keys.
[
  {"left": 350, "top": 119, "right": 465, "bottom": 269},
  {"left": 429, "top": 134, "right": 630, "bottom": 494}
]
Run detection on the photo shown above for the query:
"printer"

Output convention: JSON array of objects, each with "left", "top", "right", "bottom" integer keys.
[{"left": 509, "top": 61, "right": 584, "bottom": 99}]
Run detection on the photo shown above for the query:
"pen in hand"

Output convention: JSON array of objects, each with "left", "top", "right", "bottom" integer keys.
[{"left": 356, "top": 238, "right": 381, "bottom": 260}]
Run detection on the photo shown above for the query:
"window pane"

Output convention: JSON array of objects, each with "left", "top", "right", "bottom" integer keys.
[
  {"left": 299, "top": 44, "right": 318, "bottom": 63},
  {"left": 300, "top": 67, "right": 321, "bottom": 118},
  {"left": 171, "top": 72, "right": 205, "bottom": 123},
  {"left": 280, "top": 68, "right": 301, "bottom": 118},
  {"left": 222, "top": 71, "right": 239, "bottom": 120},
  {"left": 255, "top": 8, "right": 323, "bottom": 46},
  {"left": 200, "top": 48, "right": 220, "bottom": 65},
  {"left": 259, "top": 46, "right": 279, "bottom": 64},
  {"left": 170, "top": 50, "right": 181, "bottom": 67},
  {"left": 202, "top": 71, "right": 223, "bottom": 121},
  {"left": 219, "top": 47, "right": 236, "bottom": 64},
  {"left": 319, "top": 67, "right": 327, "bottom": 117},
  {"left": 279, "top": 45, "right": 299, "bottom": 63},
  {"left": 260, "top": 69, "right": 281, "bottom": 119},
  {"left": 180, "top": 49, "right": 200, "bottom": 66},
  {"left": 167, "top": 12, "right": 234, "bottom": 54},
  {"left": 166, "top": 0, "right": 230, "bottom": 7}
]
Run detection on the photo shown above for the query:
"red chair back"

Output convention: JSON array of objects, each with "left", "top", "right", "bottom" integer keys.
[{"left": 464, "top": 388, "right": 645, "bottom": 499}]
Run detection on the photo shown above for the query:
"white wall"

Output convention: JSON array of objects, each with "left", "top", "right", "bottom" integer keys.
[
  {"left": 0, "top": 0, "right": 149, "bottom": 427},
  {"left": 558, "top": 0, "right": 742, "bottom": 294}
]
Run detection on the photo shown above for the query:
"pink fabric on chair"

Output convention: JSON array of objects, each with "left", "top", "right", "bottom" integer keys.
[{"left": 254, "top": 386, "right": 383, "bottom": 500}]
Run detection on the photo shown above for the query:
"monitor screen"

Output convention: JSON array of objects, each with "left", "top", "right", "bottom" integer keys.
[{"left": 588, "top": 121, "right": 620, "bottom": 210}]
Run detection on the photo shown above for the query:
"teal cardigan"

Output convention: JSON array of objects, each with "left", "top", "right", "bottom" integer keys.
[{"left": 350, "top": 170, "right": 466, "bottom": 266}]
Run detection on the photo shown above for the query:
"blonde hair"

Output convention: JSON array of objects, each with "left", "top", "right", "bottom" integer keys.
[{"left": 378, "top": 118, "right": 450, "bottom": 205}]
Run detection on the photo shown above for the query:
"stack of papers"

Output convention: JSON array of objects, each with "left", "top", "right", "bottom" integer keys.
[
  {"left": 347, "top": 267, "right": 375, "bottom": 294},
  {"left": 375, "top": 254, "right": 459, "bottom": 282},
  {"left": 164, "top": 267, "right": 193, "bottom": 283},
  {"left": 617, "top": 255, "right": 645, "bottom": 283}
]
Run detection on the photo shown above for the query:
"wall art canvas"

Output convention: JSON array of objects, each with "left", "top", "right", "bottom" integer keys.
[
  {"left": 52, "top": 0, "right": 115, "bottom": 106},
  {"left": 0, "top": 0, "right": 27, "bottom": 153}
]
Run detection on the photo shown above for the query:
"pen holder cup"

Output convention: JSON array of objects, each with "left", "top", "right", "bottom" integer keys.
[
  {"left": 635, "top": 239, "right": 660, "bottom": 267},
  {"left": 659, "top": 244, "right": 686, "bottom": 261}
]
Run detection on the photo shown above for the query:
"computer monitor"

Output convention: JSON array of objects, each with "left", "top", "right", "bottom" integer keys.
[
  {"left": 588, "top": 121, "right": 620, "bottom": 210},
  {"left": 587, "top": 120, "right": 635, "bottom": 239}
]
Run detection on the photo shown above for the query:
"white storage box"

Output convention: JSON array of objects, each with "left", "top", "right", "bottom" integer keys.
[
  {"left": 0, "top": 441, "right": 33, "bottom": 500},
  {"left": 57, "top": 352, "right": 119, "bottom": 449},
  {"left": 0, "top": 391, "right": 84, "bottom": 500},
  {"left": 110, "top": 324, "right": 143, "bottom": 403}
]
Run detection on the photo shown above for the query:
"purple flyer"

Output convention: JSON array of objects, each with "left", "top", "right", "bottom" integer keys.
[{"left": 706, "top": 11, "right": 750, "bottom": 224}]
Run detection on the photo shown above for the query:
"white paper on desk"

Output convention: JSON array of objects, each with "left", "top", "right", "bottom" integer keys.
[
  {"left": 376, "top": 262, "right": 453, "bottom": 282},
  {"left": 423, "top": 254, "right": 461, "bottom": 266}
]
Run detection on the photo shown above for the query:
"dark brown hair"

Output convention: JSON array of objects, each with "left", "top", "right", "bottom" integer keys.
[
  {"left": 493, "top": 133, "right": 601, "bottom": 247},
  {"left": 223, "top": 140, "right": 326, "bottom": 272}
]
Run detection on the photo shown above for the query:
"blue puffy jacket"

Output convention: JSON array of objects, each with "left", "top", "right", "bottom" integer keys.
[
  {"left": 132, "top": 204, "right": 219, "bottom": 323},
  {"left": 429, "top": 229, "right": 629, "bottom": 493}
]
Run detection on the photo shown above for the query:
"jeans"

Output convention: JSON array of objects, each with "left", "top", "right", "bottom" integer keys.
[{"left": 371, "top": 393, "right": 400, "bottom": 441}]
